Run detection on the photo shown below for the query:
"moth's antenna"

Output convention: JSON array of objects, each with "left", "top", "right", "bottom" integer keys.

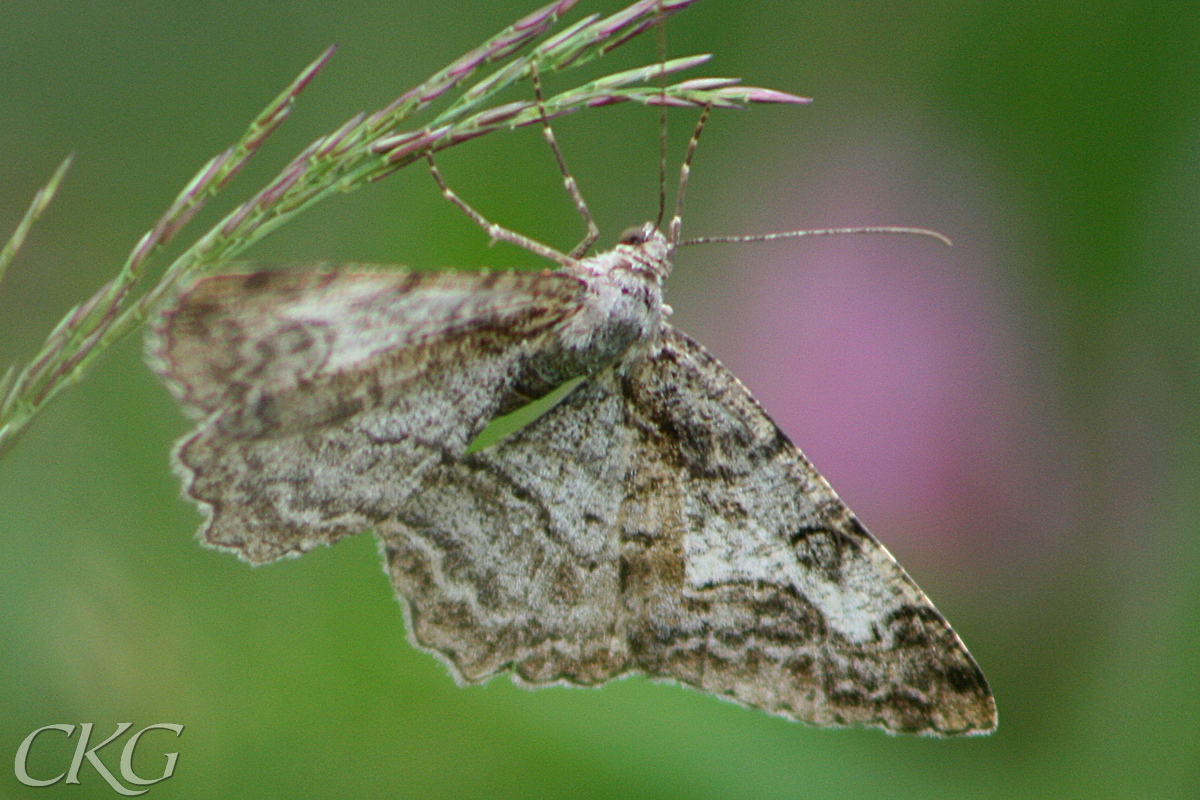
[
  {"left": 654, "top": 0, "right": 669, "bottom": 231},
  {"left": 667, "top": 103, "right": 713, "bottom": 250},
  {"left": 531, "top": 62, "right": 598, "bottom": 258},
  {"left": 681, "top": 226, "right": 953, "bottom": 248}
]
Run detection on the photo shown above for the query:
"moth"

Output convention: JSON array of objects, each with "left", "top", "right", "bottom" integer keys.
[{"left": 148, "top": 24, "right": 995, "bottom": 739}]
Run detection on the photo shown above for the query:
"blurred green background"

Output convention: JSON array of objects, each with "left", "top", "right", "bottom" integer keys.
[{"left": 3, "top": 0, "right": 1198, "bottom": 797}]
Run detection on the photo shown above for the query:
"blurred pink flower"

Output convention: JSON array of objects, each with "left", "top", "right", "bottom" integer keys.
[{"left": 680, "top": 130, "right": 1073, "bottom": 573}]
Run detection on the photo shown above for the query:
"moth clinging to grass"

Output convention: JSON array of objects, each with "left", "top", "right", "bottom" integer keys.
[{"left": 148, "top": 0, "right": 995, "bottom": 736}]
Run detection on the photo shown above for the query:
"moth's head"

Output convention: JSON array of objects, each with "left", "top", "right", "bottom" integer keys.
[{"left": 612, "top": 222, "right": 672, "bottom": 282}]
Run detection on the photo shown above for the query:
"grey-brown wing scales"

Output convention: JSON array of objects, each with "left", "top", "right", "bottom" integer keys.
[
  {"left": 148, "top": 267, "right": 586, "bottom": 563},
  {"left": 382, "top": 325, "right": 995, "bottom": 735},
  {"left": 378, "top": 370, "right": 635, "bottom": 686}
]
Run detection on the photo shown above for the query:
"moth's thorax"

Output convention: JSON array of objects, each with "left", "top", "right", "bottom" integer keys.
[
  {"left": 574, "top": 223, "right": 672, "bottom": 284},
  {"left": 536, "top": 223, "right": 671, "bottom": 381}
]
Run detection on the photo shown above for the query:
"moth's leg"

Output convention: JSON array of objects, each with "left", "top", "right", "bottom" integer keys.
[
  {"left": 666, "top": 103, "right": 712, "bottom": 248},
  {"left": 531, "top": 63, "right": 599, "bottom": 259},
  {"left": 425, "top": 152, "right": 577, "bottom": 269}
]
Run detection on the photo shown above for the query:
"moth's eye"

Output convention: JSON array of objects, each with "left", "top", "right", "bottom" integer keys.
[{"left": 618, "top": 225, "right": 648, "bottom": 245}]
